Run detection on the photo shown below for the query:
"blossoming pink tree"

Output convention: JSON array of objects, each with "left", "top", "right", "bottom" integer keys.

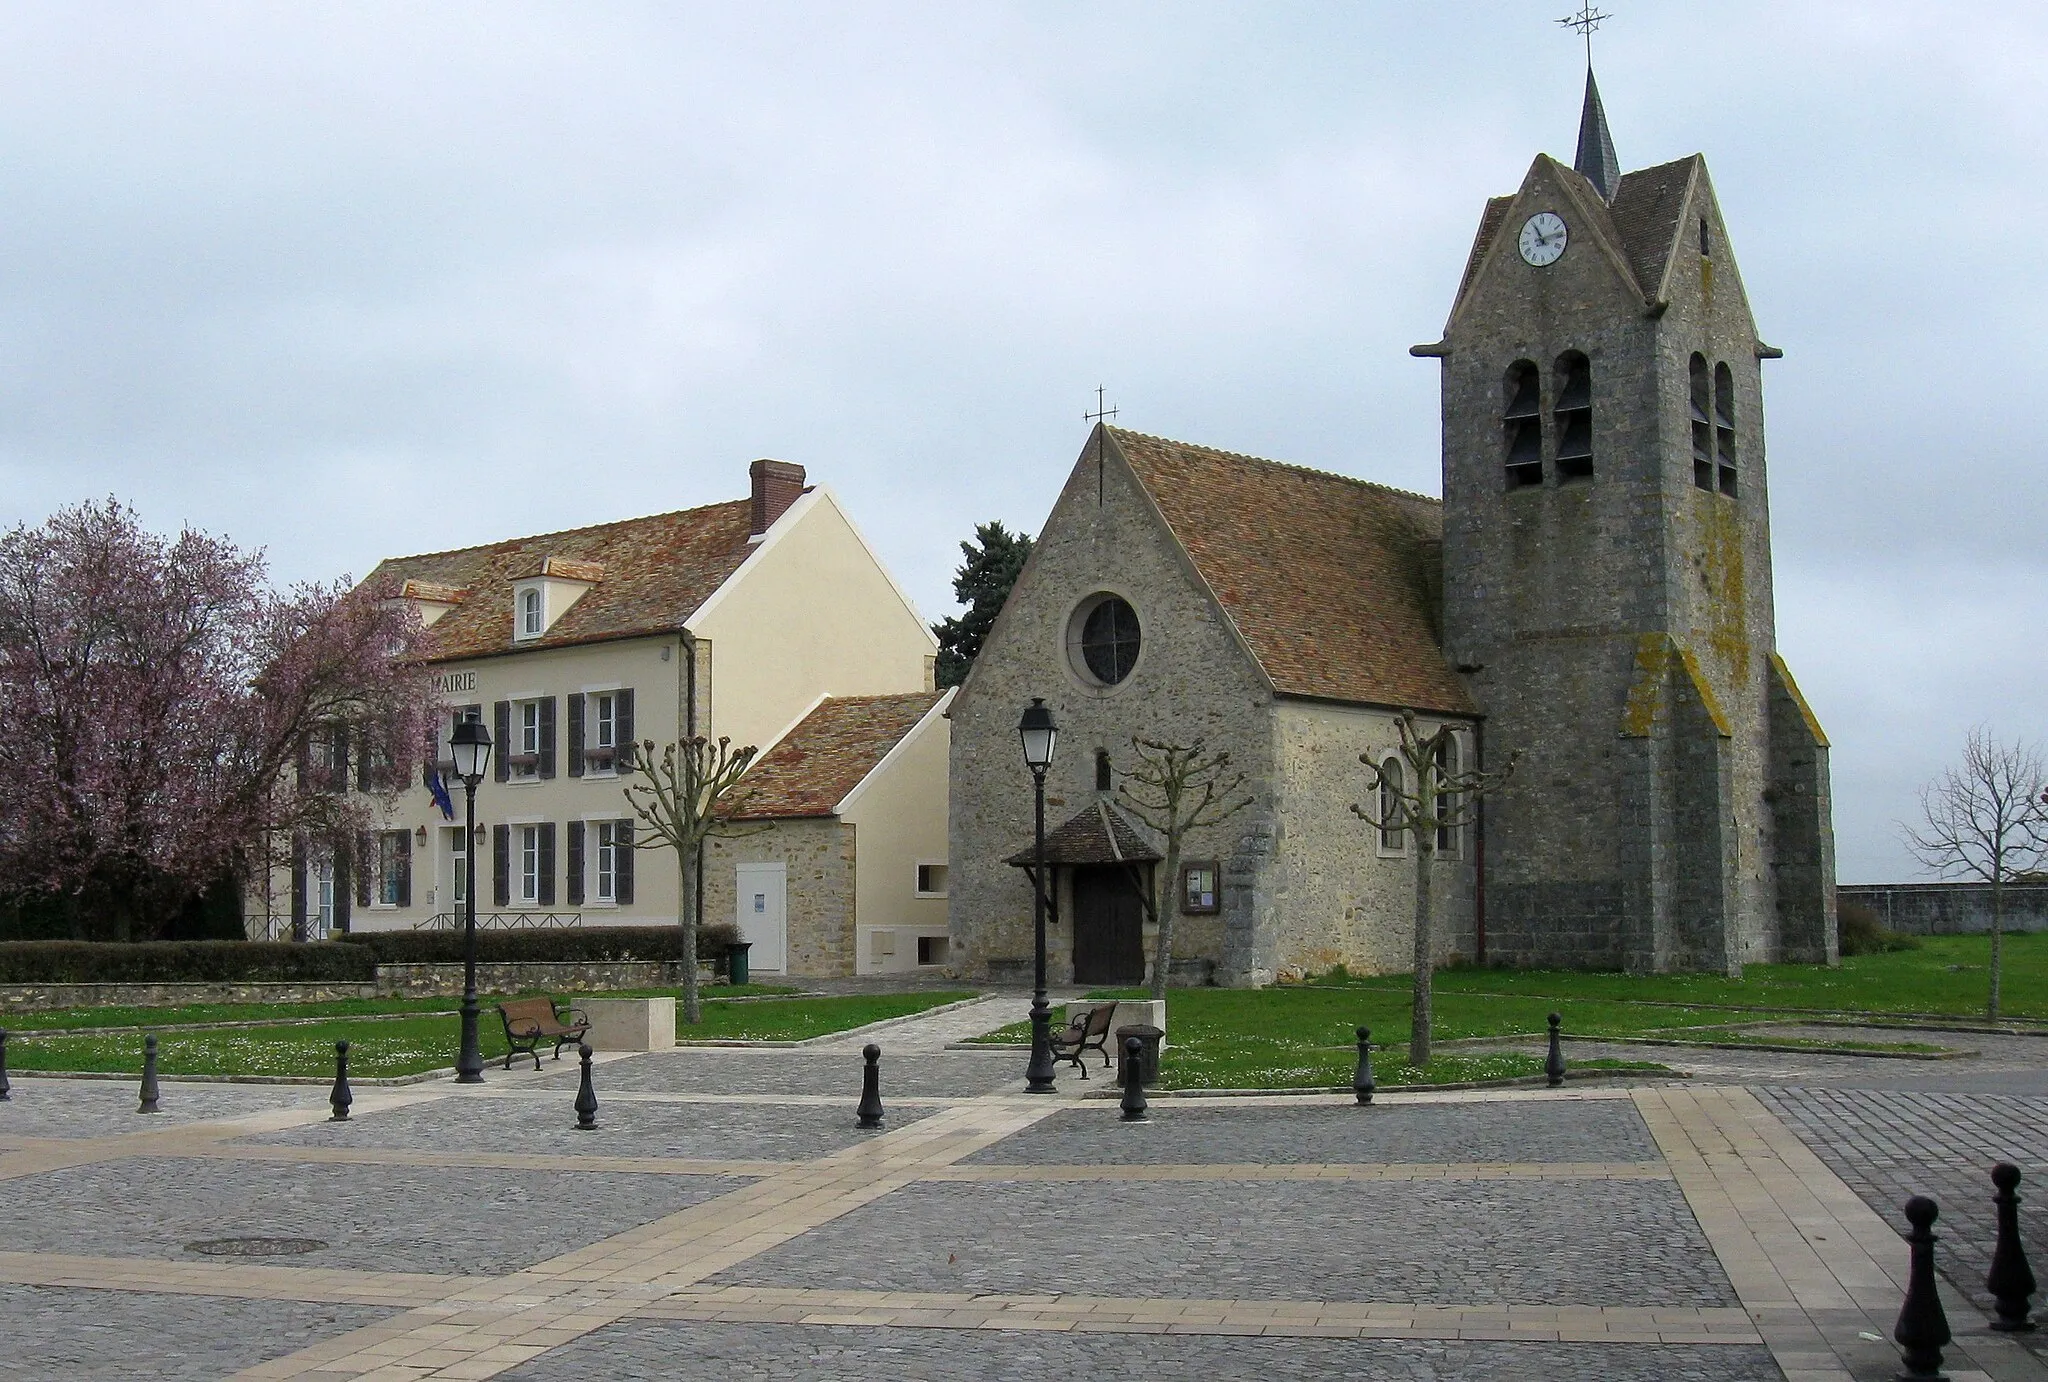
[{"left": 0, "top": 500, "right": 436, "bottom": 940}]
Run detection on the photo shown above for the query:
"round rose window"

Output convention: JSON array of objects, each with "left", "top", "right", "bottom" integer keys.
[{"left": 1073, "top": 595, "right": 1141, "bottom": 685}]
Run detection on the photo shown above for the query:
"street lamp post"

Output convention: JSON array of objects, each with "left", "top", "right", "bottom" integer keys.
[
  {"left": 1019, "top": 698, "right": 1059, "bottom": 1093},
  {"left": 449, "top": 717, "right": 493, "bottom": 1084}
]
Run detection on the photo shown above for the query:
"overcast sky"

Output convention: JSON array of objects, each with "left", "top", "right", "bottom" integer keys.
[{"left": 0, "top": 2, "right": 2041, "bottom": 885}]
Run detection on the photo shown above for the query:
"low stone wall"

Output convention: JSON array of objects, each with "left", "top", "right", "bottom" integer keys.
[
  {"left": 0, "top": 960, "right": 715, "bottom": 1011},
  {"left": 1841, "top": 883, "right": 2048, "bottom": 936}
]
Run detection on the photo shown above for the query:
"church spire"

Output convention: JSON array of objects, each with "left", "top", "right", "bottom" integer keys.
[{"left": 1574, "top": 67, "right": 1620, "bottom": 202}]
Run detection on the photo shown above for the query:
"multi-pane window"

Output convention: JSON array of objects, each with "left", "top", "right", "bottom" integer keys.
[
  {"left": 520, "top": 825, "right": 541, "bottom": 903},
  {"left": 374, "top": 830, "right": 410, "bottom": 907},
  {"left": 1378, "top": 758, "right": 1405, "bottom": 853},
  {"left": 588, "top": 691, "right": 617, "bottom": 772},
  {"left": 448, "top": 826, "right": 468, "bottom": 905},
  {"left": 519, "top": 588, "right": 542, "bottom": 637},
  {"left": 315, "top": 860, "right": 334, "bottom": 938},
  {"left": 509, "top": 699, "right": 542, "bottom": 780},
  {"left": 595, "top": 821, "right": 618, "bottom": 903},
  {"left": 1434, "top": 736, "right": 1461, "bottom": 856}
]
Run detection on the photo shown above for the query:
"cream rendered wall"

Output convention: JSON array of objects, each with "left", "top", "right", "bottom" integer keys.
[
  {"left": 687, "top": 490, "right": 935, "bottom": 755},
  {"left": 256, "top": 634, "right": 690, "bottom": 936},
  {"left": 838, "top": 690, "right": 953, "bottom": 975}
]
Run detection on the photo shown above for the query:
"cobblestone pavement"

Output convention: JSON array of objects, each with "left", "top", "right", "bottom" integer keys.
[
  {"left": 0, "top": 1155, "right": 739, "bottom": 1275},
  {"left": 1756, "top": 1087, "right": 2048, "bottom": 1320},
  {"left": 966, "top": 1098, "right": 1661, "bottom": 1165},
  {"left": 708, "top": 1173, "right": 1735, "bottom": 1306},
  {"left": 240, "top": 1087, "right": 928, "bottom": 1160},
  {"left": 6, "top": 998, "right": 2048, "bottom": 1380},
  {"left": 0, "top": 1285, "right": 392, "bottom": 1381},
  {"left": 492, "top": 1318, "right": 1788, "bottom": 1381}
]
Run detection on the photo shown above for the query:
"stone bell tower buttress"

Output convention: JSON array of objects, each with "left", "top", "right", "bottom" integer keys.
[{"left": 1416, "top": 72, "right": 1836, "bottom": 973}]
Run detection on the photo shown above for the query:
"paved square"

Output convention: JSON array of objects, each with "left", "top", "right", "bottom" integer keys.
[{"left": 2, "top": 1004, "right": 2045, "bottom": 1381}]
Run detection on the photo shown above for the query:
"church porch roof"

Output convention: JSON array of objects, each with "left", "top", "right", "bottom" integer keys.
[{"left": 1005, "top": 800, "right": 1161, "bottom": 868}]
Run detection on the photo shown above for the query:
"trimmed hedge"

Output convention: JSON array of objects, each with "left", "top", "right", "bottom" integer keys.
[
  {"left": 0, "top": 940, "right": 377, "bottom": 985},
  {"left": 335, "top": 924, "right": 743, "bottom": 966}
]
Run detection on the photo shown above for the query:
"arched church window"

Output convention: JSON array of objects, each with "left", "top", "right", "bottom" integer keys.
[
  {"left": 1503, "top": 361, "right": 1543, "bottom": 490},
  {"left": 1434, "top": 735, "right": 1460, "bottom": 855},
  {"left": 1689, "top": 354, "right": 1715, "bottom": 491},
  {"left": 1714, "top": 362, "right": 1738, "bottom": 498},
  {"left": 1067, "top": 594, "right": 1141, "bottom": 687},
  {"left": 1378, "top": 757, "right": 1405, "bottom": 853},
  {"left": 1553, "top": 352, "right": 1593, "bottom": 481},
  {"left": 1095, "top": 749, "right": 1112, "bottom": 793}
]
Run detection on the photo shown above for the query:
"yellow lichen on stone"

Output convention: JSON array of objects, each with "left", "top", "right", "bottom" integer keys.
[
  {"left": 1619, "top": 633, "right": 1672, "bottom": 738},
  {"left": 1676, "top": 646, "right": 1733, "bottom": 738},
  {"left": 1769, "top": 652, "right": 1829, "bottom": 748},
  {"left": 1700, "top": 491, "right": 1750, "bottom": 678}
]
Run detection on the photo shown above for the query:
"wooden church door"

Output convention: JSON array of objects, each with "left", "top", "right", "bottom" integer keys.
[{"left": 1071, "top": 865, "right": 1145, "bottom": 985}]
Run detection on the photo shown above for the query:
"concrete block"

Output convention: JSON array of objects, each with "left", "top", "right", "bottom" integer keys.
[{"left": 580, "top": 996, "right": 676, "bottom": 1051}]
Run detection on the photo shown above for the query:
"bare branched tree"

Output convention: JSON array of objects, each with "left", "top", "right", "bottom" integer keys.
[
  {"left": 1117, "top": 737, "right": 1253, "bottom": 1000},
  {"left": 623, "top": 735, "right": 761, "bottom": 1024},
  {"left": 1901, "top": 728, "right": 2048, "bottom": 1021},
  {"left": 1352, "top": 711, "right": 1515, "bottom": 1065}
]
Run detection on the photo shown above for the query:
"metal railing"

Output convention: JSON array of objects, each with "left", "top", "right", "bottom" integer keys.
[{"left": 413, "top": 911, "right": 585, "bottom": 931}]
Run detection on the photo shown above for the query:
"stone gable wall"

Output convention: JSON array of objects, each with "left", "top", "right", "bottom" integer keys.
[{"left": 947, "top": 434, "right": 1281, "bottom": 986}]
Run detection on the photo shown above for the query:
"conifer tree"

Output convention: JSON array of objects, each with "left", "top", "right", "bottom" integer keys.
[{"left": 931, "top": 521, "right": 1033, "bottom": 688}]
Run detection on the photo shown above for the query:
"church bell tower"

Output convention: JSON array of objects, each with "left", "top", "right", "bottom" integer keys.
[{"left": 1416, "top": 66, "right": 1837, "bottom": 973}]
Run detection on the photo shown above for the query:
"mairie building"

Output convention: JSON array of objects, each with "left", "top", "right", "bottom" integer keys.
[
  {"left": 946, "top": 74, "right": 1837, "bottom": 985},
  {"left": 249, "top": 459, "right": 954, "bottom": 980}
]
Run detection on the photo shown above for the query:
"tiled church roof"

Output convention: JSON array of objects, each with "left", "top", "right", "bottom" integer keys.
[
  {"left": 1108, "top": 428, "right": 1475, "bottom": 716},
  {"left": 367, "top": 501, "right": 758, "bottom": 663},
  {"left": 733, "top": 691, "right": 945, "bottom": 819}
]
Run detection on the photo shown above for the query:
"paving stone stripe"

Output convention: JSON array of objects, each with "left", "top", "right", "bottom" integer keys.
[{"left": 630, "top": 1286, "right": 1763, "bottom": 1343}]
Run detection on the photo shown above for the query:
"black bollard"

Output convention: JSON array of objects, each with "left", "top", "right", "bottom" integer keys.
[
  {"left": 1120, "top": 1036, "right": 1149, "bottom": 1122},
  {"left": 328, "top": 1040, "right": 353, "bottom": 1121},
  {"left": 138, "top": 1034, "right": 161, "bottom": 1114},
  {"left": 1353, "top": 1026, "right": 1375, "bottom": 1106},
  {"left": 1988, "top": 1163, "right": 2037, "bottom": 1332},
  {"left": 0, "top": 1028, "right": 11, "bottom": 1102},
  {"left": 574, "top": 1043, "right": 598, "bottom": 1131},
  {"left": 856, "top": 1043, "right": 884, "bottom": 1130},
  {"left": 1544, "top": 1012, "right": 1566, "bottom": 1087},
  {"left": 1894, "top": 1195, "right": 1952, "bottom": 1379}
]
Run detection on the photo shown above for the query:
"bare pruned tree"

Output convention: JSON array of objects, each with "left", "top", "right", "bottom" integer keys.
[
  {"left": 623, "top": 735, "right": 762, "bottom": 1024},
  {"left": 1902, "top": 728, "right": 2048, "bottom": 1021},
  {"left": 1117, "top": 737, "right": 1254, "bottom": 1000},
  {"left": 1353, "top": 711, "right": 1515, "bottom": 1065}
]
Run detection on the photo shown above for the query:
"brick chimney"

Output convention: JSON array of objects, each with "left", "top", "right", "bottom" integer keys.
[{"left": 749, "top": 459, "right": 807, "bottom": 536}]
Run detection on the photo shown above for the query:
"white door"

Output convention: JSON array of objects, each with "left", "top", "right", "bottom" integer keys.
[{"left": 734, "top": 862, "right": 788, "bottom": 972}]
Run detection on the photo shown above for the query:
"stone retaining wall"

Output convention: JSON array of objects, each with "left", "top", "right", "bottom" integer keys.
[
  {"left": 0, "top": 960, "right": 715, "bottom": 1011},
  {"left": 1840, "top": 883, "right": 2048, "bottom": 936}
]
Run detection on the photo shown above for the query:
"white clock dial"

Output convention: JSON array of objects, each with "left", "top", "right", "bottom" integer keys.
[{"left": 1518, "top": 212, "right": 1568, "bottom": 267}]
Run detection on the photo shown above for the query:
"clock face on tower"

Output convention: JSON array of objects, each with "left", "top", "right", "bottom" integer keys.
[{"left": 1518, "top": 212, "right": 1568, "bottom": 267}]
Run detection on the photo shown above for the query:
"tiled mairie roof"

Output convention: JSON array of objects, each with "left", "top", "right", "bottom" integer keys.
[
  {"left": 1107, "top": 428, "right": 1475, "bottom": 716},
  {"left": 733, "top": 691, "right": 945, "bottom": 820},
  {"left": 1006, "top": 801, "right": 1161, "bottom": 867},
  {"left": 368, "top": 502, "right": 758, "bottom": 663}
]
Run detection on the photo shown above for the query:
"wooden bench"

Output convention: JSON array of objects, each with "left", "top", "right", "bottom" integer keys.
[
  {"left": 1048, "top": 1002, "right": 1116, "bottom": 1077},
  {"left": 496, "top": 998, "right": 591, "bottom": 1071}
]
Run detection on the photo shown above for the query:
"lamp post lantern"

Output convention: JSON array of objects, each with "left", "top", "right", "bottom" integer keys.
[
  {"left": 1019, "top": 698, "right": 1059, "bottom": 1093},
  {"left": 449, "top": 716, "right": 493, "bottom": 1084}
]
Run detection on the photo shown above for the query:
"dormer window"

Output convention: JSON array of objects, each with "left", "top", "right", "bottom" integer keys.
[{"left": 519, "top": 588, "right": 542, "bottom": 637}]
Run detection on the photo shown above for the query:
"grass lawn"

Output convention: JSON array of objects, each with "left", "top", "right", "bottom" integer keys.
[
  {"left": 964, "top": 936, "right": 2030, "bottom": 1089},
  {"left": 4, "top": 989, "right": 977, "bottom": 1078}
]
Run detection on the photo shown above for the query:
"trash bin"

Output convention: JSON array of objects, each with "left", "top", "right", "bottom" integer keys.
[
  {"left": 726, "top": 941, "right": 752, "bottom": 987},
  {"left": 1116, "top": 1024, "right": 1163, "bottom": 1087}
]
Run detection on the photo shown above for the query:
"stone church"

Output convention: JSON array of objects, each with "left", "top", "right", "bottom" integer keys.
[{"left": 946, "top": 74, "right": 1837, "bottom": 985}]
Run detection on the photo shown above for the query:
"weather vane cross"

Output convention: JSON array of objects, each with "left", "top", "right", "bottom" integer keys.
[
  {"left": 1085, "top": 386, "right": 1118, "bottom": 505},
  {"left": 1558, "top": 4, "right": 1610, "bottom": 65}
]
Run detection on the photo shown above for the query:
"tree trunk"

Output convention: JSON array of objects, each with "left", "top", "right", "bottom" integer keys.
[
  {"left": 679, "top": 849, "right": 702, "bottom": 1024},
  {"left": 1409, "top": 845, "right": 1434, "bottom": 1066},
  {"left": 1989, "top": 875, "right": 2004, "bottom": 1023},
  {"left": 1150, "top": 839, "right": 1180, "bottom": 1001}
]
